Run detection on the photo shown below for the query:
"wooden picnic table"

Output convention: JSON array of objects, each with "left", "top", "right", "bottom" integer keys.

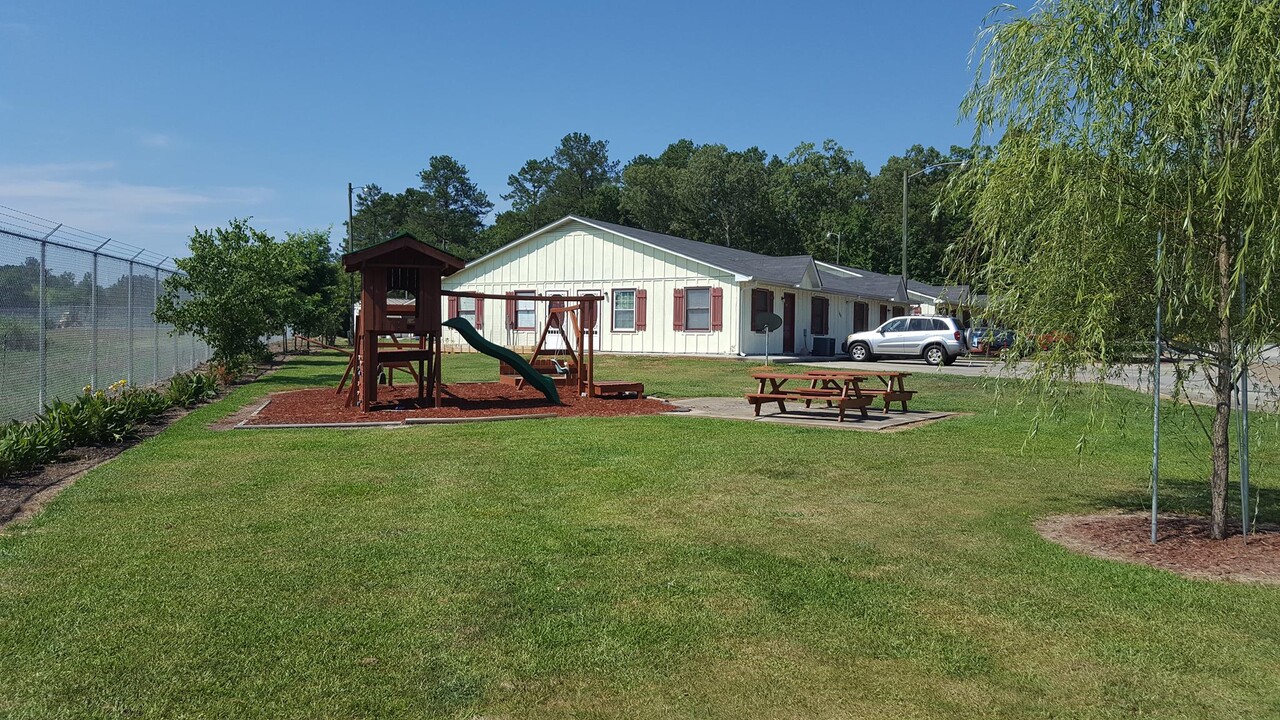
[
  {"left": 797, "top": 369, "right": 915, "bottom": 412},
  {"left": 744, "top": 370, "right": 917, "bottom": 422},
  {"left": 746, "top": 372, "right": 875, "bottom": 422}
]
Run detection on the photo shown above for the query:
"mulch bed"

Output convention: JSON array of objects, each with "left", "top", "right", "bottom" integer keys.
[
  {"left": 246, "top": 382, "right": 673, "bottom": 425},
  {"left": 1037, "top": 512, "right": 1280, "bottom": 585}
]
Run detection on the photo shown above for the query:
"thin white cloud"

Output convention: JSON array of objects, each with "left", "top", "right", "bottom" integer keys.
[
  {"left": 0, "top": 162, "right": 274, "bottom": 253},
  {"left": 137, "top": 132, "right": 176, "bottom": 149}
]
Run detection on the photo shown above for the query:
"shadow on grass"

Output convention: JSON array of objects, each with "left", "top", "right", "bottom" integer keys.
[{"left": 1094, "top": 477, "right": 1280, "bottom": 525}]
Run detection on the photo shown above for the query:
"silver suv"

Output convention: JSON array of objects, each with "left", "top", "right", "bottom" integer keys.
[{"left": 842, "top": 316, "right": 968, "bottom": 366}]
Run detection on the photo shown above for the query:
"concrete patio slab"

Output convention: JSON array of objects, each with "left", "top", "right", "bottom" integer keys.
[{"left": 667, "top": 396, "right": 957, "bottom": 431}]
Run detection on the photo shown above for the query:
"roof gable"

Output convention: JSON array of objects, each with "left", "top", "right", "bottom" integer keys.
[{"left": 342, "top": 233, "right": 466, "bottom": 274}]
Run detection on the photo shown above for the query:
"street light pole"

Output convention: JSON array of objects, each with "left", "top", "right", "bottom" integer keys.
[
  {"left": 901, "top": 170, "right": 909, "bottom": 296},
  {"left": 826, "top": 231, "right": 842, "bottom": 266},
  {"left": 902, "top": 160, "right": 968, "bottom": 302}
]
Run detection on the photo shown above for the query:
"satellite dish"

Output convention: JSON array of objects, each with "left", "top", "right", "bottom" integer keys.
[
  {"left": 756, "top": 312, "right": 783, "bottom": 365},
  {"left": 755, "top": 312, "right": 782, "bottom": 333}
]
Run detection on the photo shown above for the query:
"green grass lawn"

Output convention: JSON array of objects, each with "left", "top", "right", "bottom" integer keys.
[{"left": 0, "top": 351, "right": 1276, "bottom": 719}]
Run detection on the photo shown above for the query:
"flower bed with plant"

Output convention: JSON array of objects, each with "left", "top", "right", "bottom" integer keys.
[{"left": 0, "top": 370, "right": 222, "bottom": 480}]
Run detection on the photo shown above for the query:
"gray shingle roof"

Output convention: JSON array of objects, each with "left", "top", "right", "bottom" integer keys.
[
  {"left": 576, "top": 217, "right": 816, "bottom": 288},
  {"left": 569, "top": 216, "right": 974, "bottom": 304}
]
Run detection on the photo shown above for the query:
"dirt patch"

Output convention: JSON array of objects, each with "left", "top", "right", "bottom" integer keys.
[
  {"left": 1037, "top": 512, "right": 1280, "bottom": 585},
  {"left": 245, "top": 382, "right": 673, "bottom": 425}
]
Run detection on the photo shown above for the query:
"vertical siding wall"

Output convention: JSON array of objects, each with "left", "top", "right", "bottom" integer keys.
[
  {"left": 737, "top": 285, "right": 897, "bottom": 356},
  {"left": 442, "top": 222, "right": 741, "bottom": 355}
]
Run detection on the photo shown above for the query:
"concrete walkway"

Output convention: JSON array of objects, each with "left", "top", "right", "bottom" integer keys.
[{"left": 668, "top": 396, "right": 956, "bottom": 432}]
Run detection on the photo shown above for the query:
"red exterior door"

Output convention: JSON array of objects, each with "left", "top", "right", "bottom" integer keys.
[{"left": 782, "top": 293, "right": 796, "bottom": 353}]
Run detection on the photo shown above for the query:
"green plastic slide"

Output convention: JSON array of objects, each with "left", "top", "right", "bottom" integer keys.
[{"left": 442, "top": 317, "right": 561, "bottom": 404}]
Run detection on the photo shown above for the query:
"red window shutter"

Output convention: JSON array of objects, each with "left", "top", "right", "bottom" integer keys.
[
  {"left": 475, "top": 298, "right": 484, "bottom": 329},
  {"left": 447, "top": 296, "right": 459, "bottom": 319},
  {"left": 673, "top": 288, "right": 685, "bottom": 331},
  {"left": 506, "top": 295, "right": 517, "bottom": 329},
  {"left": 711, "top": 288, "right": 723, "bottom": 331},
  {"left": 636, "top": 289, "right": 647, "bottom": 331}
]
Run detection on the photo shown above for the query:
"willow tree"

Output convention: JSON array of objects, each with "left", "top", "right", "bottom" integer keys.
[{"left": 954, "top": 0, "right": 1280, "bottom": 538}]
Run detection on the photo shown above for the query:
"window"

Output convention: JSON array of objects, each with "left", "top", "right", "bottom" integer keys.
[
  {"left": 810, "top": 296, "right": 829, "bottom": 336},
  {"left": 750, "top": 289, "right": 773, "bottom": 331},
  {"left": 515, "top": 291, "right": 535, "bottom": 330},
  {"left": 893, "top": 306, "right": 906, "bottom": 317},
  {"left": 685, "top": 287, "right": 711, "bottom": 331},
  {"left": 459, "top": 296, "right": 477, "bottom": 326},
  {"left": 613, "top": 289, "right": 636, "bottom": 331},
  {"left": 931, "top": 318, "right": 949, "bottom": 331},
  {"left": 908, "top": 318, "right": 931, "bottom": 331},
  {"left": 882, "top": 318, "right": 909, "bottom": 333}
]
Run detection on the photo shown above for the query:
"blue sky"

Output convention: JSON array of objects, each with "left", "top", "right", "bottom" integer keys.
[{"left": 1, "top": 1, "right": 1002, "bottom": 258}]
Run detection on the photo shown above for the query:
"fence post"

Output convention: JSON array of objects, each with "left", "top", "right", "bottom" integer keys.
[
  {"left": 173, "top": 332, "right": 179, "bottom": 374},
  {"left": 90, "top": 250, "right": 98, "bottom": 390},
  {"left": 127, "top": 261, "right": 134, "bottom": 385},
  {"left": 153, "top": 266, "right": 160, "bottom": 384},
  {"left": 37, "top": 239, "right": 47, "bottom": 412}
]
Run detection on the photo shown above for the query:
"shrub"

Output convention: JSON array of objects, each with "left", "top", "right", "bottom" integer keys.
[
  {"left": 210, "top": 354, "right": 254, "bottom": 384},
  {"left": 165, "top": 371, "right": 220, "bottom": 407},
  {"left": 0, "top": 375, "right": 220, "bottom": 480},
  {"left": 0, "top": 421, "right": 63, "bottom": 477},
  {"left": 0, "top": 318, "right": 40, "bottom": 353}
]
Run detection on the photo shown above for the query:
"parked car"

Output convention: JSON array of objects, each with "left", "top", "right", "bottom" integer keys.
[
  {"left": 56, "top": 310, "right": 83, "bottom": 329},
  {"left": 842, "top": 316, "right": 969, "bottom": 366},
  {"left": 968, "top": 326, "right": 1014, "bottom": 354},
  {"left": 1036, "top": 331, "right": 1074, "bottom": 351}
]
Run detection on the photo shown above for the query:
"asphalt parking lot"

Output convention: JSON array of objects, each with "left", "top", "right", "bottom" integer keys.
[{"left": 797, "top": 348, "right": 1280, "bottom": 411}]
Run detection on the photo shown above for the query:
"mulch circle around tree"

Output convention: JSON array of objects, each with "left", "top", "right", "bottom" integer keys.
[
  {"left": 246, "top": 382, "right": 673, "bottom": 425},
  {"left": 1037, "top": 512, "right": 1280, "bottom": 585}
]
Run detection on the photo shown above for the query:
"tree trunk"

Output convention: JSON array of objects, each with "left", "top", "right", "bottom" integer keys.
[{"left": 1209, "top": 232, "right": 1233, "bottom": 540}]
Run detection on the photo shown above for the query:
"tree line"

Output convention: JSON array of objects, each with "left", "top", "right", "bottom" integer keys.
[{"left": 350, "top": 134, "right": 972, "bottom": 284}]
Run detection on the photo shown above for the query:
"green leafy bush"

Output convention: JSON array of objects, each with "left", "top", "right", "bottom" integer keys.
[
  {"left": 0, "top": 318, "right": 40, "bottom": 353},
  {"left": 0, "top": 421, "right": 63, "bottom": 478},
  {"left": 165, "top": 371, "right": 219, "bottom": 407},
  {"left": 0, "top": 375, "right": 222, "bottom": 480}
]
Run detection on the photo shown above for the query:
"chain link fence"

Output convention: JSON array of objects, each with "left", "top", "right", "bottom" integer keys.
[{"left": 0, "top": 206, "right": 211, "bottom": 423}]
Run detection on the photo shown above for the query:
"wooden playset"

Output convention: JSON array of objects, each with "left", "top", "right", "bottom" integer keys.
[{"left": 336, "top": 233, "right": 643, "bottom": 411}]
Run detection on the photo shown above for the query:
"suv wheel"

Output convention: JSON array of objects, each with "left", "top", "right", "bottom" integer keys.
[
  {"left": 849, "top": 342, "right": 872, "bottom": 362},
  {"left": 924, "top": 344, "right": 947, "bottom": 366}
]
